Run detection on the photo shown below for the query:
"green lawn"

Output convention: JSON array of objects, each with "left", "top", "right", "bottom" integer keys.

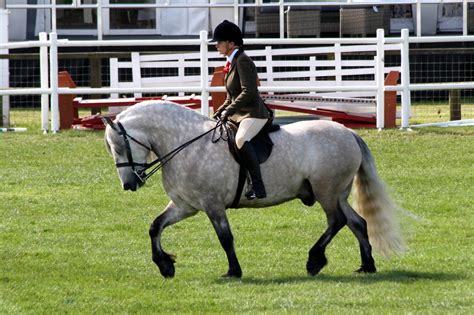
[
  {"left": 408, "top": 103, "right": 474, "bottom": 125},
  {"left": 1, "top": 118, "right": 473, "bottom": 313}
]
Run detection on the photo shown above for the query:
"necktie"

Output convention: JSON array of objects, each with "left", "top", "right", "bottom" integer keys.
[{"left": 223, "top": 61, "right": 231, "bottom": 74}]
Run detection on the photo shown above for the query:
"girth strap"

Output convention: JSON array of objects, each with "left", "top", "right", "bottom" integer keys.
[{"left": 230, "top": 166, "right": 247, "bottom": 208}]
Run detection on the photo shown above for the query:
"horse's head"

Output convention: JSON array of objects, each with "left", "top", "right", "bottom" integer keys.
[{"left": 103, "top": 117, "right": 152, "bottom": 191}]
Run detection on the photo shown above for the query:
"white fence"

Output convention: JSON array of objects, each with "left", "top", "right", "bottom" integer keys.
[
  {"left": 1, "top": 29, "right": 474, "bottom": 132},
  {"left": 109, "top": 44, "right": 402, "bottom": 99}
]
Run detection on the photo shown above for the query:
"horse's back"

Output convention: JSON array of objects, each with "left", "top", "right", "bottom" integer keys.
[
  {"left": 271, "top": 120, "right": 360, "bottom": 162},
  {"left": 259, "top": 120, "right": 362, "bottom": 203}
]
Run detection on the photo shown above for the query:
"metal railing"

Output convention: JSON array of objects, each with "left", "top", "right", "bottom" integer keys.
[{"left": 4, "top": 0, "right": 473, "bottom": 39}]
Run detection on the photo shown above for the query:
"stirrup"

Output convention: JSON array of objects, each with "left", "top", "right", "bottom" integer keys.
[
  {"left": 245, "top": 189, "right": 256, "bottom": 200},
  {"left": 245, "top": 184, "right": 266, "bottom": 200}
]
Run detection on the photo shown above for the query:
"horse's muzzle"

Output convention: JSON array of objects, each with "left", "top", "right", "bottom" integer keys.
[
  {"left": 123, "top": 182, "right": 137, "bottom": 191},
  {"left": 123, "top": 173, "right": 145, "bottom": 191}
]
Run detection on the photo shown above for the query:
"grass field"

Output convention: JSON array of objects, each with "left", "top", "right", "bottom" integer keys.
[{"left": 1, "top": 116, "right": 473, "bottom": 313}]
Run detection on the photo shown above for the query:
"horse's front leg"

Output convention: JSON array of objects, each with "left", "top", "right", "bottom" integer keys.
[
  {"left": 206, "top": 210, "right": 242, "bottom": 278},
  {"left": 149, "top": 201, "right": 197, "bottom": 278}
]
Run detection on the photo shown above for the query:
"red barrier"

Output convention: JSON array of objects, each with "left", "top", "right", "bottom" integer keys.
[
  {"left": 58, "top": 71, "right": 77, "bottom": 129},
  {"left": 384, "top": 71, "right": 399, "bottom": 128}
]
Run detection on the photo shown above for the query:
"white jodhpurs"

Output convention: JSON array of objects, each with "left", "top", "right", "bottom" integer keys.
[{"left": 235, "top": 118, "right": 268, "bottom": 149}]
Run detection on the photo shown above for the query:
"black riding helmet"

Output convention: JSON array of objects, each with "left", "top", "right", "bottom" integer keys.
[{"left": 211, "top": 20, "right": 243, "bottom": 46}]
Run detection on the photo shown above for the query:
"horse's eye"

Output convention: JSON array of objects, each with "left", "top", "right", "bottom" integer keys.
[{"left": 114, "top": 146, "right": 124, "bottom": 156}]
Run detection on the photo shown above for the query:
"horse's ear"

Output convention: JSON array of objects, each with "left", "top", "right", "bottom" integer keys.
[{"left": 102, "top": 117, "right": 118, "bottom": 131}]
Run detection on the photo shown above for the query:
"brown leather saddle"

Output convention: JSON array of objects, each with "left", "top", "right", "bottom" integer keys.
[{"left": 216, "top": 119, "right": 280, "bottom": 208}]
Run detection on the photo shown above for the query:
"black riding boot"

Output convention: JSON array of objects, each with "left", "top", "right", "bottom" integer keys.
[{"left": 239, "top": 141, "right": 267, "bottom": 199}]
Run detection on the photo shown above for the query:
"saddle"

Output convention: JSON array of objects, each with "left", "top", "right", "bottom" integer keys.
[{"left": 220, "top": 120, "right": 280, "bottom": 208}]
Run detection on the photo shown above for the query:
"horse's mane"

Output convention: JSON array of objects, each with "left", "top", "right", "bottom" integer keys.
[{"left": 117, "top": 100, "right": 211, "bottom": 125}]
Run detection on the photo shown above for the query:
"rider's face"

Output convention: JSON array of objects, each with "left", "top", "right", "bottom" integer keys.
[{"left": 216, "top": 40, "right": 235, "bottom": 57}]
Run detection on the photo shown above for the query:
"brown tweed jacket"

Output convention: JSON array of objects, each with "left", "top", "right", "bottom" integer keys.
[{"left": 215, "top": 50, "right": 270, "bottom": 123}]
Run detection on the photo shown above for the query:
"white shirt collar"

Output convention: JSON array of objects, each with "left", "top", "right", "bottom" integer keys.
[{"left": 226, "top": 48, "right": 240, "bottom": 63}]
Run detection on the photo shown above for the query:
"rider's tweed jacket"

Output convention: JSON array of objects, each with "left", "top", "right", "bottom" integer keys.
[{"left": 216, "top": 49, "right": 270, "bottom": 123}]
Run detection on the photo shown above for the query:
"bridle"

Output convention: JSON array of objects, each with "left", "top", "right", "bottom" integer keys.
[
  {"left": 114, "top": 121, "right": 155, "bottom": 183},
  {"left": 110, "top": 119, "right": 229, "bottom": 184}
]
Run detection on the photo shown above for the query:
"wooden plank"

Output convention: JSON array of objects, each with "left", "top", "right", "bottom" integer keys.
[
  {"left": 90, "top": 56, "right": 102, "bottom": 115},
  {"left": 131, "top": 52, "right": 142, "bottom": 98},
  {"left": 449, "top": 89, "right": 462, "bottom": 120}
]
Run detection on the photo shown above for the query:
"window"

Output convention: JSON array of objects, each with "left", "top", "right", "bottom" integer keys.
[{"left": 109, "top": 0, "right": 156, "bottom": 30}]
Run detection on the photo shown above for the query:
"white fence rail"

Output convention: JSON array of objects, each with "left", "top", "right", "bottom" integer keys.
[
  {"left": 109, "top": 42, "right": 401, "bottom": 99},
  {"left": 1, "top": 29, "right": 474, "bottom": 132}
]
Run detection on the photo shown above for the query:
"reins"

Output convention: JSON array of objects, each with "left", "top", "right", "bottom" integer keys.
[{"left": 114, "top": 120, "right": 228, "bottom": 183}]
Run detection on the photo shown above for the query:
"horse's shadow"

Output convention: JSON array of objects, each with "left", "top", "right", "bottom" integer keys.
[{"left": 215, "top": 270, "right": 465, "bottom": 285}]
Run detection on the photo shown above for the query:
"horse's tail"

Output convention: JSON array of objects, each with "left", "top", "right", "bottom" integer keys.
[{"left": 351, "top": 133, "right": 406, "bottom": 257}]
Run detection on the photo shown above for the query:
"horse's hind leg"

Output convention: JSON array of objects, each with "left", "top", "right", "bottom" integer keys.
[
  {"left": 338, "top": 189, "right": 376, "bottom": 273},
  {"left": 149, "top": 201, "right": 198, "bottom": 278},
  {"left": 205, "top": 210, "right": 242, "bottom": 278},
  {"left": 307, "top": 199, "right": 346, "bottom": 276}
]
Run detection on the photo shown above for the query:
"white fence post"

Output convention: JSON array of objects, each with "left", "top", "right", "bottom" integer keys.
[
  {"left": 97, "top": 0, "right": 103, "bottom": 40},
  {"left": 109, "top": 57, "right": 119, "bottom": 99},
  {"left": 131, "top": 52, "right": 142, "bottom": 98},
  {"left": 416, "top": 0, "right": 421, "bottom": 38},
  {"left": 334, "top": 43, "right": 342, "bottom": 87},
  {"left": 49, "top": 32, "right": 59, "bottom": 133},
  {"left": 0, "top": 7, "right": 9, "bottom": 127},
  {"left": 233, "top": 0, "right": 239, "bottom": 26},
  {"left": 265, "top": 46, "right": 274, "bottom": 94},
  {"left": 309, "top": 55, "right": 316, "bottom": 94},
  {"left": 400, "top": 29, "right": 411, "bottom": 129},
  {"left": 200, "top": 30, "right": 209, "bottom": 116},
  {"left": 376, "top": 29, "right": 385, "bottom": 129},
  {"left": 178, "top": 56, "right": 185, "bottom": 97},
  {"left": 463, "top": 0, "right": 468, "bottom": 37},
  {"left": 40, "top": 32, "right": 49, "bottom": 133},
  {"left": 51, "top": 0, "right": 57, "bottom": 34},
  {"left": 279, "top": 0, "right": 284, "bottom": 38}
]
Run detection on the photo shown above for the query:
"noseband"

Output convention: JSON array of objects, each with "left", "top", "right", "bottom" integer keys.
[
  {"left": 115, "top": 121, "right": 156, "bottom": 183},
  {"left": 112, "top": 120, "right": 227, "bottom": 184}
]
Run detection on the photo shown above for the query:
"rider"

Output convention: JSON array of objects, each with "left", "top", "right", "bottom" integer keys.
[{"left": 211, "top": 20, "right": 271, "bottom": 200}]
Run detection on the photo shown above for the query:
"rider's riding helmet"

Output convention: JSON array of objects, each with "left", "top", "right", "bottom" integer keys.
[{"left": 211, "top": 20, "right": 243, "bottom": 46}]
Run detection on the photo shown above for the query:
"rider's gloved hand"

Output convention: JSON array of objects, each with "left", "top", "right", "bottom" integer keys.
[
  {"left": 220, "top": 110, "right": 229, "bottom": 122},
  {"left": 212, "top": 110, "right": 222, "bottom": 120}
]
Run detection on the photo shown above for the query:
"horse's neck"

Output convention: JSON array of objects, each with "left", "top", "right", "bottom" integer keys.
[{"left": 145, "top": 107, "right": 211, "bottom": 156}]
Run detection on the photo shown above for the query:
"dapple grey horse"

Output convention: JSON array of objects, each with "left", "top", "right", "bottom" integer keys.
[{"left": 103, "top": 100, "right": 405, "bottom": 278}]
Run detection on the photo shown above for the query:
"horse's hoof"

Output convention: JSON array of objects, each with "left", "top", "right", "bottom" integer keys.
[
  {"left": 307, "top": 264, "right": 324, "bottom": 276},
  {"left": 354, "top": 265, "right": 376, "bottom": 274},
  {"left": 158, "top": 262, "right": 175, "bottom": 278},
  {"left": 155, "top": 253, "right": 176, "bottom": 278},
  {"left": 306, "top": 256, "right": 327, "bottom": 276}
]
